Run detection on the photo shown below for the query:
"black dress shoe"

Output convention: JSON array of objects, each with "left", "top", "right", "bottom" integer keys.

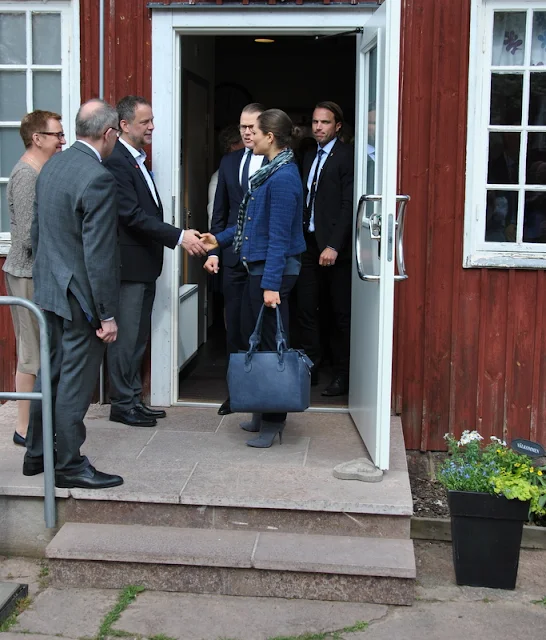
[
  {"left": 110, "top": 407, "right": 157, "bottom": 427},
  {"left": 321, "top": 376, "right": 349, "bottom": 397},
  {"left": 13, "top": 430, "right": 26, "bottom": 446},
  {"left": 217, "top": 397, "right": 232, "bottom": 416},
  {"left": 23, "top": 457, "right": 44, "bottom": 476},
  {"left": 55, "top": 465, "right": 123, "bottom": 489},
  {"left": 134, "top": 402, "right": 166, "bottom": 419}
]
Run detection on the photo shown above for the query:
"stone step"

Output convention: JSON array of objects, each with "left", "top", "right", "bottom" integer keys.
[
  {"left": 46, "top": 522, "right": 416, "bottom": 606},
  {"left": 63, "top": 499, "right": 411, "bottom": 539}
]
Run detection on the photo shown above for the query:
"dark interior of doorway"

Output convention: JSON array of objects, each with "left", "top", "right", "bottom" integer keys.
[{"left": 178, "top": 34, "right": 356, "bottom": 408}]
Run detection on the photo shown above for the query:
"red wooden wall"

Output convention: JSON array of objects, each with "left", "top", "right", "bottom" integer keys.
[
  {"left": 2, "top": 0, "right": 544, "bottom": 450},
  {"left": 395, "top": 0, "right": 546, "bottom": 449},
  {"left": 0, "top": 258, "right": 17, "bottom": 397}
]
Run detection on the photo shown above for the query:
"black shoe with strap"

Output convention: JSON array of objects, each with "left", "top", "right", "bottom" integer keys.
[{"left": 134, "top": 402, "right": 166, "bottom": 419}]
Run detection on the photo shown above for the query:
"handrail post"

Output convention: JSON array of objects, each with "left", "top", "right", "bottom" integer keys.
[{"left": 0, "top": 296, "right": 55, "bottom": 528}]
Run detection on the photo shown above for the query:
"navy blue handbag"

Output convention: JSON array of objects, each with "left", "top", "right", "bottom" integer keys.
[{"left": 228, "top": 304, "right": 313, "bottom": 413}]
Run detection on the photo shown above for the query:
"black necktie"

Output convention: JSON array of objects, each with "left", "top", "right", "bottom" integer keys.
[
  {"left": 304, "top": 149, "right": 325, "bottom": 232},
  {"left": 241, "top": 150, "right": 252, "bottom": 190}
]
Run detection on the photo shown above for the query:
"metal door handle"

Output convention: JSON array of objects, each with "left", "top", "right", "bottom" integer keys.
[
  {"left": 394, "top": 195, "right": 410, "bottom": 281},
  {"left": 355, "top": 194, "right": 382, "bottom": 281}
]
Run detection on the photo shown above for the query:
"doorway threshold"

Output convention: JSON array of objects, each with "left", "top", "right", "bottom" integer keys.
[{"left": 175, "top": 399, "right": 349, "bottom": 413}]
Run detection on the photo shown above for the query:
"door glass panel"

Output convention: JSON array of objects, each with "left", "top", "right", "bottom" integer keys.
[
  {"left": 485, "top": 189, "right": 518, "bottom": 242},
  {"left": 0, "top": 183, "right": 9, "bottom": 233},
  {"left": 0, "top": 13, "right": 26, "bottom": 64},
  {"left": 366, "top": 46, "right": 377, "bottom": 195},
  {"left": 526, "top": 132, "right": 546, "bottom": 181},
  {"left": 524, "top": 190, "right": 546, "bottom": 242},
  {"left": 0, "top": 128, "right": 24, "bottom": 176},
  {"left": 33, "top": 71, "right": 61, "bottom": 114},
  {"left": 492, "top": 12, "right": 526, "bottom": 66},
  {"left": 0, "top": 71, "right": 26, "bottom": 121},
  {"left": 32, "top": 13, "right": 61, "bottom": 65},
  {"left": 531, "top": 11, "right": 546, "bottom": 67},
  {"left": 529, "top": 73, "right": 546, "bottom": 125},
  {"left": 490, "top": 73, "right": 522, "bottom": 125},
  {"left": 487, "top": 132, "right": 520, "bottom": 184}
]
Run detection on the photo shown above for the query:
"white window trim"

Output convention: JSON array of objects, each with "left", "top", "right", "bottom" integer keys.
[
  {"left": 464, "top": 0, "right": 546, "bottom": 268},
  {"left": 0, "top": 0, "right": 80, "bottom": 252}
]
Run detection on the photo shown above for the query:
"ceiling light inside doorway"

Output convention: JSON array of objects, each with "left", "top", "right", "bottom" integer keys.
[{"left": 255, "top": 38, "right": 275, "bottom": 44}]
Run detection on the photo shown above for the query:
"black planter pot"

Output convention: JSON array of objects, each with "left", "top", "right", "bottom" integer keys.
[{"left": 448, "top": 490, "right": 530, "bottom": 590}]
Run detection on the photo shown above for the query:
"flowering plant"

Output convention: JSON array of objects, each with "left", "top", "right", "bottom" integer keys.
[{"left": 437, "top": 431, "right": 546, "bottom": 519}]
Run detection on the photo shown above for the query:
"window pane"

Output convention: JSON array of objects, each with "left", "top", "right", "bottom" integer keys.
[
  {"left": 32, "top": 13, "right": 61, "bottom": 65},
  {"left": 0, "top": 128, "right": 24, "bottom": 177},
  {"left": 0, "top": 184, "right": 9, "bottom": 233},
  {"left": 486, "top": 190, "right": 518, "bottom": 242},
  {"left": 488, "top": 132, "right": 520, "bottom": 184},
  {"left": 529, "top": 73, "right": 546, "bottom": 124},
  {"left": 0, "top": 13, "right": 26, "bottom": 64},
  {"left": 527, "top": 133, "right": 546, "bottom": 180},
  {"left": 531, "top": 11, "right": 546, "bottom": 67},
  {"left": 33, "top": 71, "right": 61, "bottom": 114},
  {"left": 492, "top": 12, "right": 526, "bottom": 66},
  {"left": 524, "top": 190, "right": 546, "bottom": 242},
  {"left": 490, "top": 73, "right": 523, "bottom": 124},
  {"left": 0, "top": 71, "right": 27, "bottom": 121}
]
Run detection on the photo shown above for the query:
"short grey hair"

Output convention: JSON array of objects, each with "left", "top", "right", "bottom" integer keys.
[
  {"left": 117, "top": 95, "right": 151, "bottom": 125},
  {"left": 75, "top": 99, "right": 118, "bottom": 140}
]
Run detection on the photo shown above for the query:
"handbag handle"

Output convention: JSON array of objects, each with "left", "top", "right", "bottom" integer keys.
[{"left": 246, "top": 304, "right": 288, "bottom": 364}]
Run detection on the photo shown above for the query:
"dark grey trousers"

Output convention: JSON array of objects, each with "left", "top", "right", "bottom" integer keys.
[
  {"left": 25, "top": 293, "right": 105, "bottom": 472},
  {"left": 107, "top": 281, "right": 155, "bottom": 411}
]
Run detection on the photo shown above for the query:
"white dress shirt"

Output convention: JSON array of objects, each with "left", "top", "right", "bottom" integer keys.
[
  {"left": 77, "top": 139, "right": 102, "bottom": 162},
  {"left": 239, "top": 148, "right": 265, "bottom": 190},
  {"left": 306, "top": 137, "right": 337, "bottom": 233}
]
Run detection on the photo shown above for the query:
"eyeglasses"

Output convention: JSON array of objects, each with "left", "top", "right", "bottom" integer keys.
[
  {"left": 103, "top": 126, "right": 121, "bottom": 135},
  {"left": 239, "top": 125, "right": 254, "bottom": 132},
  {"left": 37, "top": 131, "right": 66, "bottom": 140}
]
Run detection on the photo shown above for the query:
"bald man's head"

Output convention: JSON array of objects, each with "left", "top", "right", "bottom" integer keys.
[{"left": 76, "top": 99, "right": 118, "bottom": 140}]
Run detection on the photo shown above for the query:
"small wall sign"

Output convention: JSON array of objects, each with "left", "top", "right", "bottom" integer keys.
[{"left": 510, "top": 438, "right": 546, "bottom": 458}]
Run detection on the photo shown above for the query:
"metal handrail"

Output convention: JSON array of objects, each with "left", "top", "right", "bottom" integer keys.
[{"left": 0, "top": 296, "right": 55, "bottom": 528}]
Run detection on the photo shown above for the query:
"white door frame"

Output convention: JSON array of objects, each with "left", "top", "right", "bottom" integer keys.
[{"left": 150, "top": 5, "right": 377, "bottom": 407}]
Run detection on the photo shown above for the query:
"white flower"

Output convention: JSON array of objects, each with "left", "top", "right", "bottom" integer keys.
[
  {"left": 458, "top": 430, "right": 483, "bottom": 446},
  {"left": 490, "top": 436, "right": 507, "bottom": 446}
]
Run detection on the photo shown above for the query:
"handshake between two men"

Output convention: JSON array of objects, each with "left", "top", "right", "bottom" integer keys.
[{"left": 182, "top": 229, "right": 220, "bottom": 271}]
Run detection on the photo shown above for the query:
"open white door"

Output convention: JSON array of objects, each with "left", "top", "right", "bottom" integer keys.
[{"left": 349, "top": 0, "right": 403, "bottom": 471}]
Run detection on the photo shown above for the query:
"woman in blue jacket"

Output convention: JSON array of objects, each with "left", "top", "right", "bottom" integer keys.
[{"left": 201, "top": 109, "right": 306, "bottom": 447}]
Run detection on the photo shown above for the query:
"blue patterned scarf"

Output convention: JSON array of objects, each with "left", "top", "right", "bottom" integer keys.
[{"left": 232, "top": 148, "right": 294, "bottom": 254}]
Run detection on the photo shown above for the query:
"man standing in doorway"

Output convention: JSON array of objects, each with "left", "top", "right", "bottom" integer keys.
[
  {"left": 204, "top": 103, "right": 266, "bottom": 416},
  {"left": 297, "top": 101, "right": 354, "bottom": 396},
  {"left": 24, "top": 99, "right": 123, "bottom": 489},
  {"left": 105, "top": 95, "right": 207, "bottom": 428}
]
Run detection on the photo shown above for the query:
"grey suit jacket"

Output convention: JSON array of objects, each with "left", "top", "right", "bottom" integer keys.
[{"left": 32, "top": 141, "right": 120, "bottom": 326}]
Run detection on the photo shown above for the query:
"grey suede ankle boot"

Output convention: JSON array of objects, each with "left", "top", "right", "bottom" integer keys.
[
  {"left": 240, "top": 413, "right": 261, "bottom": 432},
  {"left": 246, "top": 420, "right": 285, "bottom": 448}
]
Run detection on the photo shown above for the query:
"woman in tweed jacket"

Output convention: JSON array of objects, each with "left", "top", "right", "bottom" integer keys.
[{"left": 3, "top": 110, "right": 65, "bottom": 445}]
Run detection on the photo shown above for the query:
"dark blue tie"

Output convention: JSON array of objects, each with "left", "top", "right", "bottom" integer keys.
[
  {"left": 305, "top": 149, "right": 325, "bottom": 231},
  {"left": 241, "top": 150, "right": 252, "bottom": 190}
]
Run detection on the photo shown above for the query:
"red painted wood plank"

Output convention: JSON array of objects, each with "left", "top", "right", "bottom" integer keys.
[
  {"left": 530, "top": 270, "right": 544, "bottom": 442},
  {"left": 0, "top": 259, "right": 17, "bottom": 396}
]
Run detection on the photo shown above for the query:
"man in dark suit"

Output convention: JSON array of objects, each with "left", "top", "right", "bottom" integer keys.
[
  {"left": 204, "top": 103, "right": 265, "bottom": 415},
  {"left": 296, "top": 101, "right": 354, "bottom": 396},
  {"left": 24, "top": 99, "right": 123, "bottom": 489},
  {"left": 105, "top": 96, "right": 207, "bottom": 427}
]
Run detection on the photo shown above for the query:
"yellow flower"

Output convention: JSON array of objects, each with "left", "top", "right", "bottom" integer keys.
[
  {"left": 515, "top": 463, "right": 520, "bottom": 467},
  {"left": 530, "top": 467, "right": 534, "bottom": 473},
  {"left": 496, "top": 449, "right": 501, "bottom": 454},
  {"left": 538, "top": 470, "right": 543, "bottom": 476}
]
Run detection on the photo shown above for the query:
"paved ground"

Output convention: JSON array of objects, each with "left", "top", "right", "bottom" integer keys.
[{"left": 1, "top": 541, "right": 545, "bottom": 639}]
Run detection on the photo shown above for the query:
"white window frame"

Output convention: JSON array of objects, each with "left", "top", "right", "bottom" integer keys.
[
  {"left": 0, "top": 0, "right": 80, "bottom": 252},
  {"left": 464, "top": 0, "right": 546, "bottom": 268}
]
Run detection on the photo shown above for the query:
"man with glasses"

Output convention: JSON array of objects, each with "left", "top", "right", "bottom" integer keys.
[
  {"left": 24, "top": 98, "right": 123, "bottom": 489},
  {"left": 204, "top": 103, "right": 266, "bottom": 416},
  {"left": 104, "top": 96, "right": 207, "bottom": 428}
]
